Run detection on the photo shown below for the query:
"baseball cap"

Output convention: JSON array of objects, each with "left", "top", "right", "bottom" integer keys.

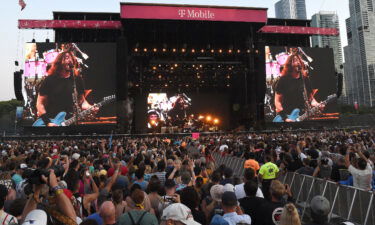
[
  {"left": 223, "top": 183, "right": 235, "bottom": 193},
  {"left": 20, "top": 163, "right": 28, "bottom": 169},
  {"left": 310, "top": 195, "right": 330, "bottom": 216},
  {"left": 162, "top": 203, "right": 201, "bottom": 225},
  {"left": 210, "top": 184, "right": 224, "bottom": 202},
  {"left": 22, "top": 209, "right": 47, "bottom": 225},
  {"left": 222, "top": 191, "right": 237, "bottom": 207},
  {"left": 72, "top": 153, "right": 80, "bottom": 160}
]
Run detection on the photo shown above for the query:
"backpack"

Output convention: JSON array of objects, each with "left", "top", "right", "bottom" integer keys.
[{"left": 127, "top": 211, "right": 148, "bottom": 225}]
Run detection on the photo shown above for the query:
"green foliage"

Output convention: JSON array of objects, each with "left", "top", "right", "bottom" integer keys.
[{"left": 0, "top": 99, "right": 23, "bottom": 117}]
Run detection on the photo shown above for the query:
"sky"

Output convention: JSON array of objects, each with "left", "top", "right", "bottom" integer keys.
[{"left": 0, "top": 0, "right": 349, "bottom": 101}]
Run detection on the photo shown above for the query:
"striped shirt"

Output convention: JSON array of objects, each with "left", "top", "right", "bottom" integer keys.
[{"left": 0, "top": 210, "right": 17, "bottom": 225}]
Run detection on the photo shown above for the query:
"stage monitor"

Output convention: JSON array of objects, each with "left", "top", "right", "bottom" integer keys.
[
  {"left": 264, "top": 46, "right": 338, "bottom": 122},
  {"left": 22, "top": 42, "right": 116, "bottom": 127}
]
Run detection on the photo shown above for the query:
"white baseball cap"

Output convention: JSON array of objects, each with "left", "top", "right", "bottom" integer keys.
[
  {"left": 161, "top": 203, "right": 201, "bottom": 225},
  {"left": 223, "top": 183, "right": 235, "bottom": 192},
  {"left": 22, "top": 209, "right": 47, "bottom": 225}
]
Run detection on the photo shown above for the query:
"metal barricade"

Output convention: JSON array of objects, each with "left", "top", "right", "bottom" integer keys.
[{"left": 281, "top": 172, "right": 375, "bottom": 225}]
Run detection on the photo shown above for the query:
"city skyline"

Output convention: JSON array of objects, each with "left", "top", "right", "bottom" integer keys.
[{"left": 0, "top": 0, "right": 349, "bottom": 101}]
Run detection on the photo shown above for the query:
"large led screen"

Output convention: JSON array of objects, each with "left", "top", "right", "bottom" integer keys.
[
  {"left": 22, "top": 43, "right": 116, "bottom": 127},
  {"left": 133, "top": 92, "right": 230, "bottom": 133},
  {"left": 264, "top": 46, "right": 338, "bottom": 122}
]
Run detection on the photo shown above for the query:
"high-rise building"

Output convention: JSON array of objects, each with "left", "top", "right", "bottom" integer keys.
[
  {"left": 275, "top": 0, "right": 307, "bottom": 20},
  {"left": 344, "top": 0, "right": 375, "bottom": 106},
  {"left": 311, "top": 11, "right": 343, "bottom": 73}
]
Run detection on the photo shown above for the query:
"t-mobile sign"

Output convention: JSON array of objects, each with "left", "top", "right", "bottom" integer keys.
[{"left": 121, "top": 4, "right": 267, "bottom": 23}]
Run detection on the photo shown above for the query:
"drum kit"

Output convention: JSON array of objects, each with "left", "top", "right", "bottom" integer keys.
[
  {"left": 264, "top": 51, "right": 290, "bottom": 117},
  {"left": 265, "top": 52, "right": 290, "bottom": 79}
]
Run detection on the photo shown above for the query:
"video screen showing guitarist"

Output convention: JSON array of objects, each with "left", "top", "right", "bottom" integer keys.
[
  {"left": 265, "top": 46, "right": 338, "bottom": 122},
  {"left": 274, "top": 48, "right": 324, "bottom": 122},
  {"left": 22, "top": 42, "right": 117, "bottom": 127},
  {"left": 36, "top": 51, "right": 97, "bottom": 126}
]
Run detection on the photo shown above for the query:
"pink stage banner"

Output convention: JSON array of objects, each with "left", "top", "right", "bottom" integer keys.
[
  {"left": 18, "top": 20, "right": 122, "bottom": 29},
  {"left": 192, "top": 133, "right": 200, "bottom": 140},
  {"left": 121, "top": 4, "right": 267, "bottom": 23},
  {"left": 258, "top": 25, "right": 339, "bottom": 36}
]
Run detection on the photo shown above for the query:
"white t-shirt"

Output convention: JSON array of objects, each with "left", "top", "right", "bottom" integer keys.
[
  {"left": 348, "top": 163, "right": 373, "bottom": 190},
  {"left": 234, "top": 183, "right": 264, "bottom": 200},
  {"left": 219, "top": 144, "right": 229, "bottom": 152}
]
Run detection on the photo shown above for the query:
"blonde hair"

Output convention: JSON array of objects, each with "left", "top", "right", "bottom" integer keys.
[{"left": 280, "top": 203, "right": 301, "bottom": 225}]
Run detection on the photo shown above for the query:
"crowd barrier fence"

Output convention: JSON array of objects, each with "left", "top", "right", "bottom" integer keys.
[{"left": 211, "top": 152, "right": 375, "bottom": 225}]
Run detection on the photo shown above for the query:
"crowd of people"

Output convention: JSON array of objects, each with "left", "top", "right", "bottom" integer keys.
[{"left": 0, "top": 128, "right": 374, "bottom": 225}]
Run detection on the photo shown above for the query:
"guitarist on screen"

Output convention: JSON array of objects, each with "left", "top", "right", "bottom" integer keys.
[
  {"left": 274, "top": 48, "right": 325, "bottom": 122},
  {"left": 36, "top": 51, "right": 98, "bottom": 126}
]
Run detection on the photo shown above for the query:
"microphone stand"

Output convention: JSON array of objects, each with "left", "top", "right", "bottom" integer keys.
[{"left": 72, "top": 68, "right": 80, "bottom": 125}]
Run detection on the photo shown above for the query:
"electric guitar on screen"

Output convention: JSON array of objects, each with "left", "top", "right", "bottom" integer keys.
[
  {"left": 273, "top": 94, "right": 337, "bottom": 122},
  {"left": 32, "top": 95, "right": 116, "bottom": 127}
]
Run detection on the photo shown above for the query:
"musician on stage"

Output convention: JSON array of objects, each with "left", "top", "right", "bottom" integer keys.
[
  {"left": 36, "top": 51, "right": 96, "bottom": 126},
  {"left": 274, "top": 48, "right": 324, "bottom": 122}
]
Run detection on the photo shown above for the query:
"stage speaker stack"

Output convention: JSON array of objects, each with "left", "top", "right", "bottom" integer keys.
[{"left": 14, "top": 70, "right": 24, "bottom": 102}]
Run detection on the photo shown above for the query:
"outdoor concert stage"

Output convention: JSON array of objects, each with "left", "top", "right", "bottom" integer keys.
[{"left": 17, "top": 3, "right": 339, "bottom": 135}]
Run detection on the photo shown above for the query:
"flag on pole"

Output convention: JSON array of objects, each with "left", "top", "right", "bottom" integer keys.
[{"left": 19, "top": 0, "right": 26, "bottom": 11}]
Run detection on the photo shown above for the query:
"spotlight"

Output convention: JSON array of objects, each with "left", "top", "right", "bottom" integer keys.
[
  {"left": 174, "top": 64, "right": 178, "bottom": 67},
  {"left": 143, "top": 48, "right": 148, "bottom": 52},
  {"left": 211, "top": 49, "right": 214, "bottom": 53},
  {"left": 206, "top": 116, "right": 212, "bottom": 122},
  {"left": 237, "top": 49, "right": 241, "bottom": 53},
  {"left": 164, "top": 84, "right": 168, "bottom": 87},
  {"left": 219, "top": 49, "right": 223, "bottom": 53},
  {"left": 158, "top": 75, "right": 162, "bottom": 79},
  {"left": 228, "top": 49, "right": 232, "bottom": 53},
  {"left": 247, "top": 49, "right": 250, "bottom": 53},
  {"left": 162, "top": 48, "right": 166, "bottom": 52},
  {"left": 227, "top": 75, "right": 231, "bottom": 79},
  {"left": 198, "top": 115, "right": 204, "bottom": 120},
  {"left": 201, "top": 49, "right": 205, "bottom": 53},
  {"left": 213, "top": 118, "right": 219, "bottom": 124},
  {"left": 199, "top": 64, "right": 203, "bottom": 68},
  {"left": 185, "top": 84, "right": 189, "bottom": 87},
  {"left": 191, "top": 49, "right": 195, "bottom": 53},
  {"left": 152, "top": 66, "right": 157, "bottom": 70},
  {"left": 182, "top": 48, "right": 186, "bottom": 53},
  {"left": 134, "top": 48, "right": 139, "bottom": 52},
  {"left": 153, "top": 48, "right": 157, "bottom": 52},
  {"left": 173, "top": 48, "right": 177, "bottom": 52}
]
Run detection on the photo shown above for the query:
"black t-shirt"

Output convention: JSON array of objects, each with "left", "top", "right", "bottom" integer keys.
[
  {"left": 239, "top": 196, "right": 267, "bottom": 225},
  {"left": 257, "top": 200, "right": 286, "bottom": 225},
  {"left": 331, "top": 164, "right": 347, "bottom": 182},
  {"left": 39, "top": 74, "right": 84, "bottom": 118},
  {"left": 191, "top": 208, "right": 206, "bottom": 225},
  {"left": 275, "top": 75, "right": 313, "bottom": 114}
]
